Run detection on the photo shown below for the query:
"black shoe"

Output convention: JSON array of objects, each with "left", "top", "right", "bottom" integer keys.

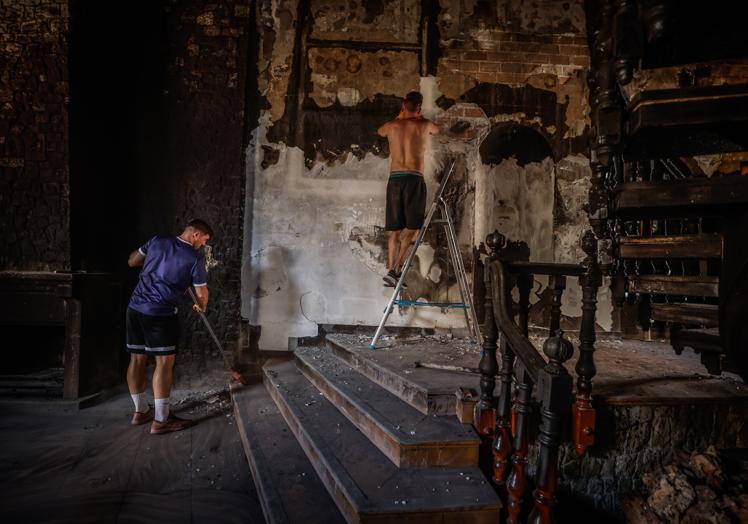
[
  {"left": 383, "top": 270, "right": 398, "bottom": 287},
  {"left": 383, "top": 270, "right": 408, "bottom": 289}
]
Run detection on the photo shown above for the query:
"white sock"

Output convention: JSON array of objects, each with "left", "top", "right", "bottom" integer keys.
[
  {"left": 154, "top": 398, "right": 170, "bottom": 423},
  {"left": 131, "top": 392, "right": 148, "bottom": 413}
]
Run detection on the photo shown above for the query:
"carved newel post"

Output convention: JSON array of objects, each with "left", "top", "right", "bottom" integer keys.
[
  {"left": 528, "top": 331, "right": 575, "bottom": 524},
  {"left": 573, "top": 231, "right": 602, "bottom": 455},
  {"left": 474, "top": 231, "right": 504, "bottom": 437}
]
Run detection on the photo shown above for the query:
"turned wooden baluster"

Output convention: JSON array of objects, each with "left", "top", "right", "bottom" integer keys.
[
  {"left": 474, "top": 232, "right": 504, "bottom": 437},
  {"left": 529, "top": 331, "right": 575, "bottom": 524},
  {"left": 573, "top": 231, "right": 602, "bottom": 455},
  {"left": 492, "top": 333, "right": 515, "bottom": 484},
  {"left": 506, "top": 362, "right": 533, "bottom": 524},
  {"left": 549, "top": 275, "right": 566, "bottom": 337},
  {"left": 517, "top": 272, "right": 533, "bottom": 336}
]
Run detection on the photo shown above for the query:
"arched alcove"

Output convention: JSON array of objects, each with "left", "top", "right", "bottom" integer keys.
[
  {"left": 479, "top": 122, "right": 554, "bottom": 166},
  {"left": 474, "top": 123, "right": 556, "bottom": 263}
]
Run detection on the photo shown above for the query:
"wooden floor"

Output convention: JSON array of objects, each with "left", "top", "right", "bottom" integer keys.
[{"left": 0, "top": 389, "right": 266, "bottom": 524}]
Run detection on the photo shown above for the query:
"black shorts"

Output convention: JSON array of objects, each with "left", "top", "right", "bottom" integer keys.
[
  {"left": 385, "top": 173, "right": 427, "bottom": 231},
  {"left": 126, "top": 307, "right": 179, "bottom": 356}
]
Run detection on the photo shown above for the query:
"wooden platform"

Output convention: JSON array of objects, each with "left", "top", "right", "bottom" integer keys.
[{"left": 326, "top": 333, "right": 748, "bottom": 407}]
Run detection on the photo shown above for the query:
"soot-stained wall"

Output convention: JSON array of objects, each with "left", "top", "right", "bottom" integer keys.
[
  {"left": 0, "top": 0, "right": 71, "bottom": 271},
  {"left": 139, "top": 0, "right": 251, "bottom": 375},
  {"left": 244, "top": 0, "right": 603, "bottom": 350}
]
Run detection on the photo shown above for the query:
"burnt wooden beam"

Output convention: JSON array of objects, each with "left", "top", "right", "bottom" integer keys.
[
  {"left": 627, "top": 90, "right": 748, "bottom": 136},
  {"left": 628, "top": 275, "right": 719, "bottom": 297},
  {"left": 618, "top": 233, "right": 723, "bottom": 259},
  {"left": 651, "top": 302, "right": 719, "bottom": 327},
  {"left": 613, "top": 176, "right": 748, "bottom": 218}
]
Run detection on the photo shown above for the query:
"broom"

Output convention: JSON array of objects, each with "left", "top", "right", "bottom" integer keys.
[{"left": 187, "top": 287, "right": 246, "bottom": 384}]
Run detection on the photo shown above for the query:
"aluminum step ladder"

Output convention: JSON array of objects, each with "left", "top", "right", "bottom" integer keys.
[{"left": 370, "top": 161, "right": 482, "bottom": 349}]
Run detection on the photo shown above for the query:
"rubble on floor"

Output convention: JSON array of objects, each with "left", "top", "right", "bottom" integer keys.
[{"left": 622, "top": 447, "right": 748, "bottom": 523}]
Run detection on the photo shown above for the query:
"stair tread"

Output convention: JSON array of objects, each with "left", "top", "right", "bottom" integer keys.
[
  {"left": 295, "top": 346, "right": 479, "bottom": 467},
  {"left": 652, "top": 302, "right": 719, "bottom": 327},
  {"left": 232, "top": 383, "right": 346, "bottom": 524},
  {"left": 618, "top": 234, "right": 723, "bottom": 259},
  {"left": 652, "top": 303, "right": 718, "bottom": 312},
  {"left": 628, "top": 275, "right": 720, "bottom": 297},
  {"left": 264, "top": 361, "right": 501, "bottom": 519},
  {"left": 613, "top": 175, "right": 748, "bottom": 216},
  {"left": 326, "top": 333, "right": 470, "bottom": 415}
]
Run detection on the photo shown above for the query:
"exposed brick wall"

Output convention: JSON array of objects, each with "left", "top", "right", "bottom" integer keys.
[
  {"left": 158, "top": 0, "right": 250, "bottom": 372},
  {"left": 0, "top": 0, "right": 70, "bottom": 271},
  {"left": 440, "top": 30, "right": 590, "bottom": 86}
]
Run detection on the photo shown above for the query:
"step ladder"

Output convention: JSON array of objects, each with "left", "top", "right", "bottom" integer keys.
[{"left": 370, "top": 161, "right": 482, "bottom": 349}]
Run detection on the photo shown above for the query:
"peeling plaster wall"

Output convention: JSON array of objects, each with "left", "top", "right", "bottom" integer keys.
[{"left": 244, "top": 0, "right": 603, "bottom": 350}]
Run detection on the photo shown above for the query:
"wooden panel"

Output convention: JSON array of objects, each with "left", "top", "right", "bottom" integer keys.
[
  {"left": 651, "top": 303, "right": 719, "bottom": 327},
  {"left": 618, "top": 234, "right": 723, "bottom": 259},
  {"left": 628, "top": 275, "right": 719, "bottom": 297},
  {"left": 613, "top": 176, "right": 748, "bottom": 218}
]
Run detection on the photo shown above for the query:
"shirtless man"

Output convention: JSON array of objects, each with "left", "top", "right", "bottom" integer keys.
[{"left": 377, "top": 91, "right": 440, "bottom": 287}]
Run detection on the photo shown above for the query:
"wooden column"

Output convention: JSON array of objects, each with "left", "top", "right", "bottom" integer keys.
[
  {"left": 506, "top": 362, "right": 533, "bottom": 524},
  {"left": 573, "top": 231, "right": 602, "bottom": 455},
  {"left": 529, "top": 331, "right": 574, "bottom": 524},
  {"left": 549, "top": 275, "right": 566, "bottom": 337},
  {"left": 517, "top": 272, "right": 532, "bottom": 336},
  {"left": 492, "top": 334, "right": 514, "bottom": 484},
  {"left": 475, "top": 232, "right": 504, "bottom": 437}
]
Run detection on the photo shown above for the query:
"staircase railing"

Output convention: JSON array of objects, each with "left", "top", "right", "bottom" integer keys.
[{"left": 474, "top": 229, "right": 601, "bottom": 524}]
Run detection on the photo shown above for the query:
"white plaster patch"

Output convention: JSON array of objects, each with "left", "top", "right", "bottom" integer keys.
[{"left": 337, "top": 87, "right": 362, "bottom": 106}]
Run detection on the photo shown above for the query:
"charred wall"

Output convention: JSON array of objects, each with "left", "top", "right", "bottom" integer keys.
[
  {"left": 0, "top": 0, "right": 71, "bottom": 271},
  {"left": 244, "top": 0, "right": 600, "bottom": 350}
]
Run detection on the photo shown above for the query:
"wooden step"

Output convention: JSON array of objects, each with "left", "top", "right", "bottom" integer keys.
[
  {"left": 232, "top": 383, "right": 346, "bottom": 524},
  {"left": 651, "top": 303, "right": 719, "bottom": 327},
  {"left": 618, "top": 234, "right": 723, "bottom": 259},
  {"left": 326, "top": 334, "right": 464, "bottom": 415},
  {"left": 295, "top": 346, "right": 480, "bottom": 468},
  {"left": 613, "top": 175, "right": 748, "bottom": 218},
  {"left": 628, "top": 275, "right": 719, "bottom": 297},
  {"left": 263, "top": 362, "right": 501, "bottom": 524}
]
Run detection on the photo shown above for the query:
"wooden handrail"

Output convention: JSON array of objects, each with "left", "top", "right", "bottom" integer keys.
[
  {"left": 505, "top": 261, "right": 586, "bottom": 277},
  {"left": 487, "top": 259, "right": 547, "bottom": 383}
]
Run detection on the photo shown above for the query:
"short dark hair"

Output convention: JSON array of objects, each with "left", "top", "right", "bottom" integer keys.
[
  {"left": 187, "top": 218, "right": 214, "bottom": 237},
  {"left": 403, "top": 91, "right": 423, "bottom": 112}
]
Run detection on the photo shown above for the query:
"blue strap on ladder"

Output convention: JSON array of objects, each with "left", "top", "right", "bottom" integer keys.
[{"left": 393, "top": 299, "right": 469, "bottom": 309}]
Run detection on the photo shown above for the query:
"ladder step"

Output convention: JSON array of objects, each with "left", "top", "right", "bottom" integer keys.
[
  {"left": 618, "top": 234, "right": 723, "bottom": 259},
  {"left": 628, "top": 275, "right": 719, "bottom": 297},
  {"left": 394, "top": 300, "right": 468, "bottom": 309},
  {"left": 651, "top": 303, "right": 719, "bottom": 327}
]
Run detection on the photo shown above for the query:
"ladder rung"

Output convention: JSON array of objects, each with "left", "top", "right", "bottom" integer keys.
[{"left": 394, "top": 300, "right": 468, "bottom": 309}]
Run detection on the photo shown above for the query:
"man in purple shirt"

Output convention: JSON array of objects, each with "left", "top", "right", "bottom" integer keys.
[{"left": 125, "top": 219, "right": 212, "bottom": 434}]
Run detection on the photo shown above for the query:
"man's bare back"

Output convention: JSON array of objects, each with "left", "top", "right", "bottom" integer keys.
[{"left": 378, "top": 116, "right": 440, "bottom": 173}]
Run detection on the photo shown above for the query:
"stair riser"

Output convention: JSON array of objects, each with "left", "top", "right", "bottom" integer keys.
[
  {"left": 296, "top": 356, "right": 479, "bottom": 468},
  {"left": 328, "top": 340, "right": 456, "bottom": 415}
]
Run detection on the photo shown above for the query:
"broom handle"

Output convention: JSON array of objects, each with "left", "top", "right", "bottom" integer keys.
[{"left": 187, "top": 287, "right": 224, "bottom": 353}]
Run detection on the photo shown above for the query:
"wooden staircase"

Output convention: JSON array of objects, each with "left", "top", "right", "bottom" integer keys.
[
  {"left": 232, "top": 344, "right": 501, "bottom": 523},
  {"left": 611, "top": 169, "right": 748, "bottom": 379}
]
